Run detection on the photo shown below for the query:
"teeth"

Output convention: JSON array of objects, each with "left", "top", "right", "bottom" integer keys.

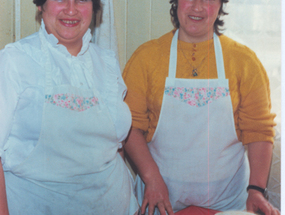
[
  {"left": 62, "top": 20, "right": 79, "bottom": 24},
  {"left": 189, "top": 16, "right": 202, "bottom": 20}
]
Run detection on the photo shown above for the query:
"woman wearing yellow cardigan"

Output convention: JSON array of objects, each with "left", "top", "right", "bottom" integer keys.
[{"left": 123, "top": 0, "right": 279, "bottom": 215}]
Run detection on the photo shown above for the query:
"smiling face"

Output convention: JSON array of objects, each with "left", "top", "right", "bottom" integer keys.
[
  {"left": 177, "top": 0, "right": 221, "bottom": 43},
  {"left": 39, "top": 0, "right": 93, "bottom": 55}
]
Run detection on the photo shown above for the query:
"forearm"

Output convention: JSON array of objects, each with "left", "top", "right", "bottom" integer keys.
[
  {"left": 125, "top": 128, "right": 173, "bottom": 215},
  {"left": 247, "top": 141, "right": 272, "bottom": 188},
  {"left": 124, "top": 128, "right": 161, "bottom": 183},
  {"left": 0, "top": 160, "right": 9, "bottom": 215},
  {"left": 246, "top": 142, "right": 280, "bottom": 214}
]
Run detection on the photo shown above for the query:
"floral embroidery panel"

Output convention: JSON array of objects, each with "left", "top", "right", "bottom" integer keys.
[
  {"left": 45, "top": 93, "right": 99, "bottom": 112},
  {"left": 165, "top": 87, "right": 230, "bottom": 107}
]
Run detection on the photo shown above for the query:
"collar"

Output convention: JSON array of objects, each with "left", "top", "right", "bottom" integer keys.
[{"left": 40, "top": 19, "right": 92, "bottom": 57}]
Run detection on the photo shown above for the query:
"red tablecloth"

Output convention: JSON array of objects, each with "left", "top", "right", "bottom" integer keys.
[{"left": 174, "top": 206, "right": 220, "bottom": 215}]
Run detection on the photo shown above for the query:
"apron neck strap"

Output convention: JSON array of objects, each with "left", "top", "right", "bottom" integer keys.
[
  {"left": 168, "top": 30, "right": 179, "bottom": 79},
  {"left": 213, "top": 33, "right": 226, "bottom": 79},
  {"left": 168, "top": 29, "right": 225, "bottom": 80},
  {"left": 39, "top": 30, "right": 53, "bottom": 89}
]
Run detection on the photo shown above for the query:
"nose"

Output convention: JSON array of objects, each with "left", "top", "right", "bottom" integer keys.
[
  {"left": 191, "top": 0, "right": 203, "bottom": 12},
  {"left": 63, "top": 0, "right": 78, "bottom": 16}
]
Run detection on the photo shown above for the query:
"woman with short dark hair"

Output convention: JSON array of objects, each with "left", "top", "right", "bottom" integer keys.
[
  {"left": 123, "top": 0, "right": 279, "bottom": 214},
  {"left": 170, "top": 0, "right": 229, "bottom": 35}
]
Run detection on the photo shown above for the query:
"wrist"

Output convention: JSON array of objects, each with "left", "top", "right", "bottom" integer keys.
[
  {"left": 247, "top": 185, "right": 268, "bottom": 200},
  {"left": 142, "top": 169, "right": 163, "bottom": 184},
  {"left": 137, "top": 161, "right": 161, "bottom": 183}
]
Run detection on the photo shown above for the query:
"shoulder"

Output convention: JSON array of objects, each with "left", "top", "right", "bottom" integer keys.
[
  {"left": 89, "top": 43, "right": 120, "bottom": 75},
  {"left": 220, "top": 34, "right": 265, "bottom": 76},
  {"left": 124, "top": 30, "right": 174, "bottom": 72},
  {"left": 88, "top": 44, "right": 127, "bottom": 103},
  {"left": 132, "top": 30, "right": 174, "bottom": 59},
  {"left": 220, "top": 35, "right": 268, "bottom": 87},
  {"left": 219, "top": 34, "right": 259, "bottom": 61},
  {"left": 89, "top": 43, "right": 118, "bottom": 66},
  {"left": 1, "top": 32, "right": 42, "bottom": 66},
  {"left": 88, "top": 44, "right": 123, "bottom": 93},
  {"left": 138, "top": 30, "right": 174, "bottom": 51},
  {"left": 0, "top": 32, "right": 44, "bottom": 91}
]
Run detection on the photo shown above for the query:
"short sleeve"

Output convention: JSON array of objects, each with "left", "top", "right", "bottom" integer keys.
[
  {"left": 96, "top": 47, "right": 132, "bottom": 143},
  {"left": 113, "top": 56, "right": 132, "bottom": 143},
  {"left": 0, "top": 48, "right": 22, "bottom": 160}
]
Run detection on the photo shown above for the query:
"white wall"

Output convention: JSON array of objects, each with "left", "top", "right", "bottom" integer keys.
[{"left": 113, "top": 0, "right": 173, "bottom": 69}]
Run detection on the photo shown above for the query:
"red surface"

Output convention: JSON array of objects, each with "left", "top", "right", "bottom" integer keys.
[{"left": 175, "top": 206, "right": 220, "bottom": 215}]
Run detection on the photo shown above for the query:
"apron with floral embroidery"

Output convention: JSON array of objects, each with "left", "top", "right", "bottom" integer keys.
[
  {"left": 135, "top": 30, "right": 249, "bottom": 213},
  {"left": 4, "top": 30, "right": 138, "bottom": 215}
]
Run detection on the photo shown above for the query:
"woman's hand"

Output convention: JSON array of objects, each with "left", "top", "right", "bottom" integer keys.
[
  {"left": 246, "top": 190, "right": 280, "bottom": 215},
  {"left": 141, "top": 174, "right": 173, "bottom": 215},
  {"left": 247, "top": 141, "right": 280, "bottom": 215},
  {"left": 124, "top": 128, "right": 174, "bottom": 215}
]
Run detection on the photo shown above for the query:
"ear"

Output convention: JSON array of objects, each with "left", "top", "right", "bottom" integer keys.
[{"left": 38, "top": 6, "right": 42, "bottom": 12}]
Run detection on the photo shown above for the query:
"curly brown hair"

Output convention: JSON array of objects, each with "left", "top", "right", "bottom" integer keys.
[
  {"left": 33, "top": 0, "right": 101, "bottom": 26},
  {"left": 169, "top": 0, "right": 229, "bottom": 35}
]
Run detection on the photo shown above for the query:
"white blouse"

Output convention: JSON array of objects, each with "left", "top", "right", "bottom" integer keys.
[{"left": 0, "top": 22, "right": 131, "bottom": 170}]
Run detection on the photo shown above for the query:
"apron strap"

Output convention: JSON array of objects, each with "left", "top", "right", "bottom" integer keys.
[
  {"left": 213, "top": 33, "right": 226, "bottom": 79},
  {"left": 168, "top": 29, "right": 226, "bottom": 81},
  {"left": 168, "top": 29, "right": 179, "bottom": 80},
  {"left": 39, "top": 30, "right": 53, "bottom": 89}
]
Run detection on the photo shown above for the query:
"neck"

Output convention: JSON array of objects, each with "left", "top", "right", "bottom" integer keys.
[
  {"left": 178, "top": 29, "right": 214, "bottom": 43},
  {"left": 59, "top": 40, "right": 83, "bottom": 56}
]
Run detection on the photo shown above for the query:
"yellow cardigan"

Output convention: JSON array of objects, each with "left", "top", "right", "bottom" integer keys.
[{"left": 123, "top": 30, "right": 276, "bottom": 144}]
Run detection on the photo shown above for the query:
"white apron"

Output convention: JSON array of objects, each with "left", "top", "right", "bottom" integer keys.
[
  {"left": 135, "top": 30, "right": 249, "bottom": 214},
  {"left": 4, "top": 30, "right": 138, "bottom": 215}
]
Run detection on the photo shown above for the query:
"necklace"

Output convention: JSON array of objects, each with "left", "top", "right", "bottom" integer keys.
[{"left": 179, "top": 41, "right": 213, "bottom": 77}]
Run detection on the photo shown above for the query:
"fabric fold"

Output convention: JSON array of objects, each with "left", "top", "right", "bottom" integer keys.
[{"left": 92, "top": 0, "right": 119, "bottom": 60}]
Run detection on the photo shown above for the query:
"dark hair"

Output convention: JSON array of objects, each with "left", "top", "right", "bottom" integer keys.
[
  {"left": 169, "top": 0, "right": 229, "bottom": 35},
  {"left": 33, "top": 0, "right": 102, "bottom": 26}
]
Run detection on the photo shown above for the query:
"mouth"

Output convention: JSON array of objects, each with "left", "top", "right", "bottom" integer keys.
[
  {"left": 61, "top": 20, "right": 80, "bottom": 24},
  {"left": 189, "top": 16, "right": 203, "bottom": 21}
]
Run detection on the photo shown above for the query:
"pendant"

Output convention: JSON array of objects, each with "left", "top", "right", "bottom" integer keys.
[{"left": 192, "top": 69, "right": 198, "bottom": 77}]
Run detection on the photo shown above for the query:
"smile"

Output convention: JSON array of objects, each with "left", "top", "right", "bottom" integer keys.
[
  {"left": 189, "top": 16, "right": 203, "bottom": 21},
  {"left": 61, "top": 20, "right": 79, "bottom": 24}
]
